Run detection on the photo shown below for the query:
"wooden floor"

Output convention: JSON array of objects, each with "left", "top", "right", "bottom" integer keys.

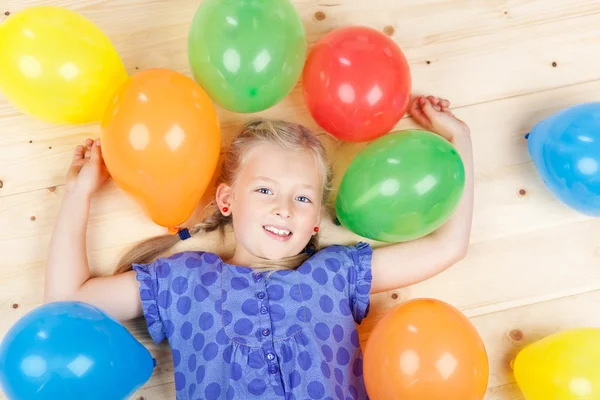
[{"left": 2, "top": 0, "right": 600, "bottom": 398}]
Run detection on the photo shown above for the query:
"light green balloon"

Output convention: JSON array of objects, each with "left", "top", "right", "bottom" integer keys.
[
  {"left": 188, "top": 0, "right": 306, "bottom": 113},
  {"left": 336, "top": 130, "right": 465, "bottom": 242}
]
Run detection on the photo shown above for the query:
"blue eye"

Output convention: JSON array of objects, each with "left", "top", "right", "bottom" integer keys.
[
  {"left": 257, "top": 188, "right": 272, "bottom": 195},
  {"left": 296, "top": 196, "right": 312, "bottom": 203}
]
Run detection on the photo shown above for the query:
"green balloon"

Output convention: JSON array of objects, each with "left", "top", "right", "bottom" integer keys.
[
  {"left": 188, "top": 0, "right": 306, "bottom": 113},
  {"left": 336, "top": 130, "right": 465, "bottom": 242}
]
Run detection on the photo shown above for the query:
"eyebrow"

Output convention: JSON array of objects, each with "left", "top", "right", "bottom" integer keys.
[{"left": 252, "top": 176, "right": 316, "bottom": 190}]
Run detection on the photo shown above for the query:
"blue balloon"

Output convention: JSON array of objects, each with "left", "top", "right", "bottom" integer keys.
[
  {"left": 0, "top": 302, "right": 155, "bottom": 400},
  {"left": 528, "top": 102, "right": 600, "bottom": 216}
]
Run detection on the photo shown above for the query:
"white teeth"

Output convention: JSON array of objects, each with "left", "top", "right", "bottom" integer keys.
[{"left": 264, "top": 226, "right": 291, "bottom": 236}]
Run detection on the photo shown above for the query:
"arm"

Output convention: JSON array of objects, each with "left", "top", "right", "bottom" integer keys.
[
  {"left": 371, "top": 96, "right": 474, "bottom": 294},
  {"left": 44, "top": 139, "right": 142, "bottom": 321}
]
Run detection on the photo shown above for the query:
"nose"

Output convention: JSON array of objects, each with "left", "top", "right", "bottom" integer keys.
[{"left": 274, "top": 198, "right": 293, "bottom": 219}]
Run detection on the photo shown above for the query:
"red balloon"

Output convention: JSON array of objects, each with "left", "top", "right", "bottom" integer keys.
[{"left": 303, "top": 26, "right": 411, "bottom": 142}]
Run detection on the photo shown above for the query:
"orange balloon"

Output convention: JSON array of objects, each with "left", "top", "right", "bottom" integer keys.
[
  {"left": 363, "top": 299, "right": 489, "bottom": 400},
  {"left": 101, "top": 69, "right": 221, "bottom": 231}
]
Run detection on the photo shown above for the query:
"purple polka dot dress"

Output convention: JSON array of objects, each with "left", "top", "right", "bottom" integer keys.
[{"left": 133, "top": 242, "right": 372, "bottom": 400}]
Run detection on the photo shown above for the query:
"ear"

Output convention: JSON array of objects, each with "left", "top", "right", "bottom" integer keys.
[
  {"left": 215, "top": 183, "right": 233, "bottom": 216},
  {"left": 312, "top": 205, "right": 326, "bottom": 236}
]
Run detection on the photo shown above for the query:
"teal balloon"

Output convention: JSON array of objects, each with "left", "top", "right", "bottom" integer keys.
[
  {"left": 188, "top": 0, "right": 306, "bottom": 113},
  {"left": 336, "top": 130, "right": 465, "bottom": 242},
  {"left": 0, "top": 302, "right": 154, "bottom": 400}
]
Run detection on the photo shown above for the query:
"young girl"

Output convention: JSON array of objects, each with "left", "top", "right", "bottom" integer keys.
[{"left": 45, "top": 95, "right": 473, "bottom": 400}]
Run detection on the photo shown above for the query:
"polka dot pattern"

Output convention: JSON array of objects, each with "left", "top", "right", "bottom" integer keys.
[
  {"left": 320, "top": 295, "right": 334, "bottom": 313},
  {"left": 230, "top": 362, "right": 242, "bottom": 380},
  {"left": 195, "top": 366, "right": 205, "bottom": 383},
  {"left": 248, "top": 379, "right": 267, "bottom": 395},
  {"left": 351, "top": 330, "right": 360, "bottom": 347},
  {"left": 290, "top": 283, "right": 313, "bottom": 302},
  {"left": 335, "top": 368, "right": 344, "bottom": 385},
  {"left": 133, "top": 243, "right": 373, "bottom": 399},
  {"left": 312, "top": 268, "right": 328, "bottom": 285},
  {"left": 188, "top": 354, "right": 196, "bottom": 372},
  {"left": 201, "top": 271, "right": 218, "bottom": 286},
  {"left": 177, "top": 296, "right": 191, "bottom": 315},
  {"left": 205, "top": 382, "right": 221, "bottom": 400},
  {"left": 194, "top": 284, "right": 209, "bottom": 302},
  {"left": 268, "top": 284, "right": 284, "bottom": 300},
  {"left": 174, "top": 371, "right": 186, "bottom": 391},
  {"left": 234, "top": 318, "right": 253, "bottom": 336},
  {"left": 289, "top": 371, "right": 302, "bottom": 389},
  {"left": 227, "top": 387, "right": 235, "bottom": 400},
  {"left": 231, "top": 277, "right": 249, "bottom": 290},
  {"left": 172, "top": 276, "right": 188, "bottom": 294},
  {"left": 157, "top": 290, "right": 172, "bottom": 309},
  {"left": 333, "top": 274, "right": 346, "bottom": 292},
  {"left": 199, "top": 312, "right": 214, "bottom": 331},
  {"left": 337, "top": 347, "right": 350, "bottom": 366},
  {"left": 172, "top": 349, "right": 181, "bottom": 368},
  {"left": 163, "top": 320, "right": 174, "bottom": 338},
  {"left": 242, "top": 299, "right": 258, "bottom": 316},
  {"left": 181, "top": 322, "right": 193, "bottom": 340},
  {"left": 156, "top": 261, "right": 170, "bottom": 278},
  {"left": 321, "top": 361, "right": 331, "bottom": 379},
  {"left": 333, "top": 325, "right": 344, "bottom": 343},
  {"left": 203, "top": 343, "right": 218, "bottom": 361},
  {"left": 298, "top": 351, "right": 312, "bottom": 371},
  {"left": 193, "top": 333, "right": 204, "bottom": 351},
  {"left": 185, "top": 257, "right": 202, "bottom": 268},
  {"left": 315, "top": 323, "right": 330, "bottom": 341},
  {"left": 296, "top": 306, "right": 312, "bottom": 323},
  {"left": 308, "top": 381, "right": 325, "bottom": 399}
]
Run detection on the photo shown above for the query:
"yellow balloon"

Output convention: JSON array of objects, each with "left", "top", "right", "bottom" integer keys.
[
  {"left": 0, "top": 6, "right": 128, "bottom": 124},
  {"left": 514, "top": 328, "right": 600, "bottom": 399}
]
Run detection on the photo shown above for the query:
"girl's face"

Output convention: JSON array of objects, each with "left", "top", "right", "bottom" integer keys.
[{"left": 217, "top": 142, "right": 324, "bottom": 264}]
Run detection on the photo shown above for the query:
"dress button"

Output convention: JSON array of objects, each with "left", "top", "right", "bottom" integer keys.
[
  {"left": 262, "top": 329, "right": 271, "bottom": 337},
  {"left": 266, "top": 352, "right": 275, "bottom": 361},
  {"left": 260, "top": 306, "right": 268, "bottom": 315},
  {"left": 257, "top": 292, "right": 266, "bottom": 300},
  {"left": 269, "top": 365, "right": 279, "bottom": 374},
  {"left": 253, "top": 272, "right": 264, "bottom": 281}
]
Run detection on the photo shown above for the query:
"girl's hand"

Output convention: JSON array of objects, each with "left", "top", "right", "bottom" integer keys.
[
  {"left": 66, "top": 138, "right": 110, "bottom": 198},
  {"left": 409, "top": 95, "right": 470, "bottom": 142}
]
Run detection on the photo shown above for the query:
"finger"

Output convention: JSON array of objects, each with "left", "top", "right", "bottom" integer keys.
[
  {"left": 67, "top": 159, "right": 84, "bottom": 180},
  {"left": 426, "top": 96, "right": 440, "bottom": 106},
  {"left": 421, "top": 96, "right": 438, "bottom": 120},
  {"left": 84, "top": 138, "right": 93, "bottom": 158},
  {"left": 441, "top": 98, "right": 451, "bottom": 108},
  {"left": 408, "top": 96, "right": 423, "bottom": 113},
  {"left": 91, "top": 140, "right": 103, "bottom": 164},
  {"left": 409, "top": 97, "right": 432, "bottom": 128},
  {"left": 426, "top": 96, "right": 444, "bottom": 112},
  {"left": 73, "top": 145, "right": 84, "bottom": 161}
]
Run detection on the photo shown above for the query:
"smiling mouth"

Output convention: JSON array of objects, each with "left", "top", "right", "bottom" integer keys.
[{"left": 263, "top": 225, "right": 293, "bottom": 237}]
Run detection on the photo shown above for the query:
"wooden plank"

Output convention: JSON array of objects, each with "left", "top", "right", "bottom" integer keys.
[
  {"left": 355, "top": 217, "right": 600, "bottom": 343},
  {"left": 4, "top": 70, "right": 600, "bottom": 201},
  {"left": 3, "top": 187, "right": 600, "bottom": 339},
  {"left": 3, "top": 1, "right": 600, "bottom": 197},
  {"left": 485, "top": 384, "right": 524, "bottom": 400},
  {"left": 2, "top": 1, "right": 600, "bottom": 399},
  {"left": 9, "top": 284, "right": 595, "bottom": 400},
  {"left": 359, "top": 290, "right": 600, "bottom": 394}
]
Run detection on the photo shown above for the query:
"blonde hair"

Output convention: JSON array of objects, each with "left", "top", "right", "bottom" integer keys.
[{"left": 115, "top": 119, "right": 332, "bottom": 274}]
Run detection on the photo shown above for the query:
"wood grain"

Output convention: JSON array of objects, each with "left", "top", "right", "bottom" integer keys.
[{"left": 2, "top": 0, "right": 600, "bottom": 399}]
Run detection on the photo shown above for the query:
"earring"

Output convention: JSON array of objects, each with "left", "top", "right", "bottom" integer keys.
[
  {"left": 222, "top": 207, "right": 229, "bottom": 213},
  {"left": 313, "top": 227, "right": 319, "bottom": 233}
]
